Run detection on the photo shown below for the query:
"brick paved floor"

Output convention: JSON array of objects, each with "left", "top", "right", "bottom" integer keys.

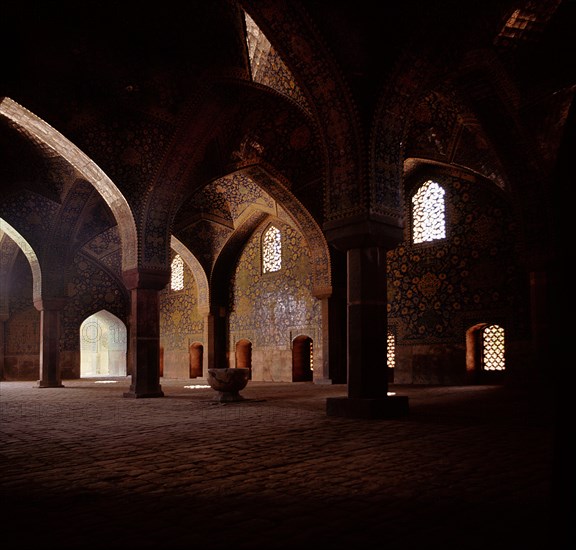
[{"left": 0, "top": 378, "right": 565, "bottom": 549}]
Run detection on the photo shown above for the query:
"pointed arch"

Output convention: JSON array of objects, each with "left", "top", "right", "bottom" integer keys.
[
  {"left": 189, "top": 341, "right": 204, "bottom": 378},
  {"left": 170, "top": 236, "right": 210, "bottom": 314},
  {"left": 241, "top": 2, "right": 364, "bottom": 221},
  {"left": 239, "top": 164, "right": 332, "bottom": 298},
  {"left": 0, "top": 97, "right": 138, "bottom": 273},
  {"left": 211, "top": 209, "right": 270, "bottom": 308},
  {"left": 292, "top": 334, "right": 313, "bottom": 382},
  {"left": 80, "top": 310, "right": 127, "bottom": 377},
  {"left": 235, "top": 338, "right": 252, "bottom": 373},
  {"left": 0, "top": 218, "right": 42, "bottom": 303}
]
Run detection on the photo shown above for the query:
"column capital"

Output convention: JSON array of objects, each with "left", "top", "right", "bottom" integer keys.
[
  {"left": 323, "top": 214, "right": 403, "bottom": 251},
  {"left": 122, "top": 268, "right": 171, "bottom": 290},
  {"left": 312, "top": 286, "right": 333, "bottom": 300}
]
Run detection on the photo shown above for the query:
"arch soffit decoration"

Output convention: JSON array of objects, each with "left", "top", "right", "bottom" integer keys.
[
  {"left": 238, "top": 164, "right": 332, "bottom": 298},
  {"left": 240, "top": 1, "right": 364, "bottom": 222},
  {"left": 0, "top": 218, "right": 42, "bottom": 304},
  {"left": 371, "top": 50, "right": 440, "bottom": 227},
  {"left": 0, "top": 97, "right": 138, "bottom": 273},
  {"left": 402, "top": 158, "right": 511, "bottom": 203},
  {"left": 402, "top": 87, "right": 510, "bottom": 193},
  {"left": 141, "top": 68, "right": 319, "bottom": 273},
  {"left": 210, "top": 208, "right": 269, "bottom": 307},
  {"left": 445, "top": 50, "right": 566, "bottom": 263},
  {"left": 137, "top": 71, "right": 249, "bottom": 272}
]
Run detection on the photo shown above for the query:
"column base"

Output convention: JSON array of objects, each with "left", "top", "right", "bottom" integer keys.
[
  {"left": 37, "top": 381, "right": 65, "bottom": 388},
  {"left": 326, "top": 395, "right": 409, "bottom": 418},
  {"left": 123, "top": 389, "right": 164, "bottom": 398}
]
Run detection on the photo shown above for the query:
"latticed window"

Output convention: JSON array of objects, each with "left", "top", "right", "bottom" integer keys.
[
  {"left": 482, "top": 324, "right": 505, "bottom": 371},
  {"left": 310, "top": 340, "right": 314, "bottom": 371},
  {"left": 412, "top": 180, "right": 446, "bottom": 243},
  {"left": 387, "top": 331, "right": 395, "bottom": 368},
  {"left": 170, "top": 254, "right": 184, "bottom": 291},
  {"left": 262, "top": 225, "right": 281, "bottom": 273}
]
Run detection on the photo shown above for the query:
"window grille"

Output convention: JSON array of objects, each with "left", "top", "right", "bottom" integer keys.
[
  {"left": 170, "top": 254, "right": 184, "bottom": 291},
  {"left": 262, "top": 225, "right": 281, "bottom": 273},
  {"left": 412, "top": 180, "right": 446, "bottom": 243},
  {"left": 387, "top": 331, "right": 395, "bottom": 369},
  {"left": 310, "top": 340, "right": 314, "bottom": 371},
  {"left": 482, "top": 324, "right": 505, "bottom": 371}
]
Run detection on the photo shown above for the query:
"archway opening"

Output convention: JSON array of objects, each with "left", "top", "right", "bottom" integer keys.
[
  {"left": 292, "top": 335, "right": 313, "bottom": 382},
  {"left": 189, "top": 342, "right": 204, "bottom": 378},
  {"left": 235, "top": 339, "right": 252, "bottom": 378},
  {"left": 80, "top": 311, "right": 127, "bottom": 377}
]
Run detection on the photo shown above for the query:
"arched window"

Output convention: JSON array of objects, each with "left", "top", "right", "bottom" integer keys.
[
  {"left": 412, "top": 180, "right": 446, "bottom": 243},
  {"left": 482, "top": 324, "right": 505, "bottom": 371},
  {"left": 170, "top": 254, "right": 184, "bottom": 291},
  {"left": 262, "top": 225, "right": 282, "bottom": 273}
]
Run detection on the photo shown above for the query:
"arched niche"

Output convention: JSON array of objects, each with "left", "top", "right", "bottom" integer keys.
[{"left": 80, "top": 310, "right": 127, "bottom": 377}]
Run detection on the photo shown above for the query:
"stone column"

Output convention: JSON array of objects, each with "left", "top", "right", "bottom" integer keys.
[
  {"left": 204, "top": 311, "right": 216, "bottom": 371},
  {"left": 313, "top": 296, "right": 332, "bottom": 384},
  {"left": 324, "top": 219, "right": 409, "bottom": 418},
  {"left": 123, "top": 268, "right": 169, "bottom": 398},
  {"left": 346, "top": 246, "right": 390, "bottom": 397},
  {"left": 34, "top": 298, "right": 66, "bottom": 388},
  {"left": 203, "top": 307, "right": 229, "bottom": 371},
  {"left": 212, "top": 306, "right": 229, "bottom": 370}
]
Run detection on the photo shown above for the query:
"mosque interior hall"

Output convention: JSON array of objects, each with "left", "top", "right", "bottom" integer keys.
[{"left": 0, "top": 0, "right": 572, "bottom": 548}]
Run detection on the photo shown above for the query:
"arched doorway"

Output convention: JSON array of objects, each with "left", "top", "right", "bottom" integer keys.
[
  {"left": 235, "top": 339, "right": 252, "bottom": 379},
  {"left": 292, "top": 335, "right": 313, "bottom": 382},
  {"left": 80, "top": 311, "right": 127, "bottom": 377},
  {"left": 189, "top": 342, "right": 203, "bottom": 378}
]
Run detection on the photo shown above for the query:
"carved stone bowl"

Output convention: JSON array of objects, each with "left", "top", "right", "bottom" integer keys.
[{"left": 207, "top": 368, "right": 250, "bottom": 402}]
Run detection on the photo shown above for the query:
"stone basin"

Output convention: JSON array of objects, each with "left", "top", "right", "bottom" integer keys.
[{"left": 207, "top": 367, "right": 250, "bottom": 402}]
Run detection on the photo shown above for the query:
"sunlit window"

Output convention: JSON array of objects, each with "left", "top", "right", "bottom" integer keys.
[
  {"left": 170, "top": 254, "right": 184, "bottom": 291},
  {"left": 495, "top": 5, "right": 557, "bottom": 47},
  {"left": 262, "top": 225, "right": 281, "bottom": 273},
  {"left": 244, "top": 12, "right": 271, "bottom": 82},
  {"left": 482, "top": 324, "right": 505, "bottom": 371},
  {"left": 387, "top": 331, "right": 395, "bottom": 368},
  {"left": 243, "top": 11, "right": 309, "bottom": 113},
  {"left": 412, "top": 180, "right": 446, "bottom": 243}
]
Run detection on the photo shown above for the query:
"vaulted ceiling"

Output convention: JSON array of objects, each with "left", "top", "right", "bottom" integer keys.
[{"left": 1, "top": 0, "right": 574, "bottom": 279}]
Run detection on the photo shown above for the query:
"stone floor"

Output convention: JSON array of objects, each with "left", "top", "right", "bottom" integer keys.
[{"left": 0, "top": 377, "right": 567, "bottom": 549}]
